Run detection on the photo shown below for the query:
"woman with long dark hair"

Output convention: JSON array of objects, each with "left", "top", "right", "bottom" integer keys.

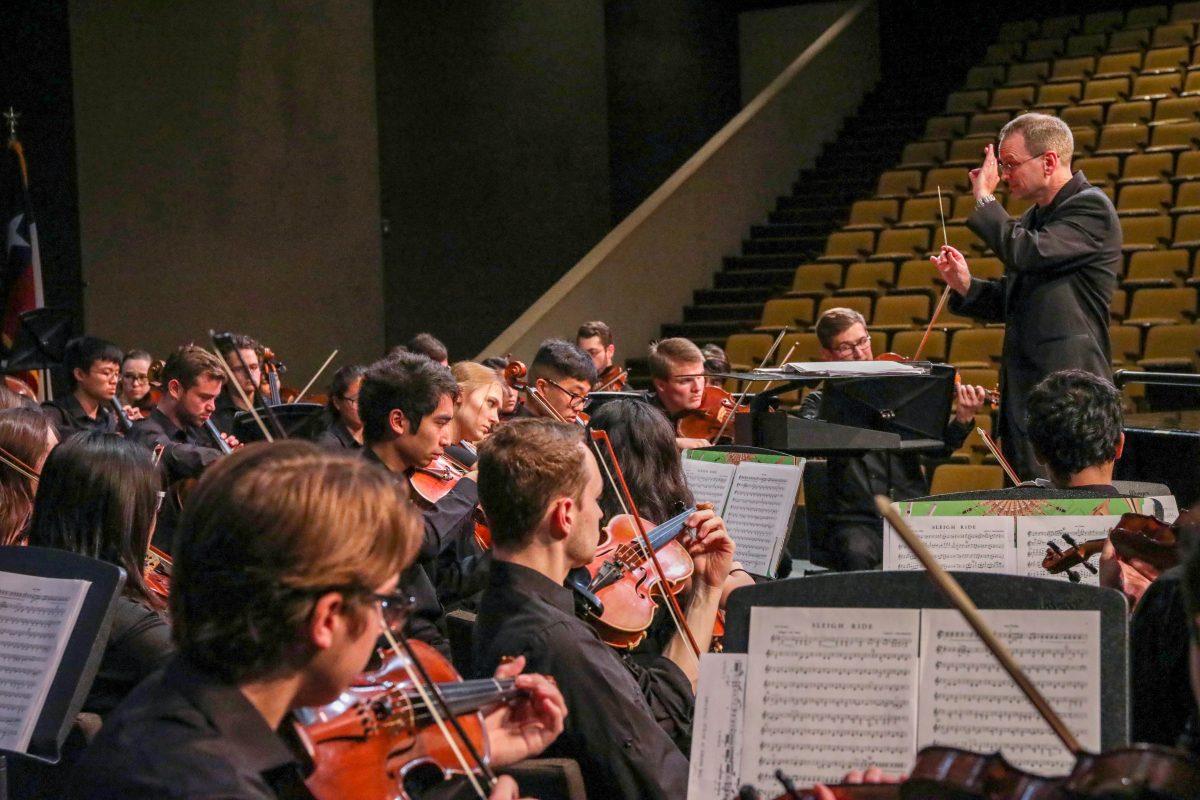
[
  {"left": 27, "top": 431, "right": 173, "bottom": 716},
  {"left": 0, "top": 407, "right": 57, "bottom": 545}
]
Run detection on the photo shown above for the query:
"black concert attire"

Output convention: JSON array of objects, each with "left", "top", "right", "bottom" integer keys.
[
  {"left": 799, "top": 390, "right": 971, "bottom": 570},
  {"left": 950, "top": 171, "right": 1121, "bottom": 480},
  {"left": 210, "top": 389, "right": 254, "bottom": 436},
  {"left": 129, "top": 409, "right": 224, "bottom": 485},
  {"left": 314, "top": 416, "right": 362, "bottom": 450},
  {"left": 472, "top": 560, "right": 691, "bottom": 800},
  {"left": 41, "top": 393, "right": 118, "bottom": 439},
  {"left": 444, "top": 441, "right": 477, "bottom": 468},
  {"left": 1129, "top": 565, "right": 1197, "bottom": 747},
  {"left": 86, "top": 597, "right": 174, "bottom": 718}
]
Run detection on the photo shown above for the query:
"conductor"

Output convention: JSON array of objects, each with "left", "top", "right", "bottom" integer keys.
[{"left": 932, "top": 112, "right": 1121, "bottom": 480}]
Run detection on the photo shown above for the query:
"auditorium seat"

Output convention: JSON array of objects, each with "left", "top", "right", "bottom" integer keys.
[
  {"left": 948, "top": 327, "right": 1005, "bottom": 368},
  {"left": 817, "top": 295, "right": 871, "bottom": 321},
  {"left": 1108, "top": 27, "right": 1153, "bottom": 53},
  {"left": 1151, "top": 22, "right": 1196, "bottom": 49},
  {"left": 1071, "top": 127, "right": 1099, "bottom": 156},
  {"left": 1094, "top": 124, "right": 1149, "bottom": 156},
  {"left": 876, "top": 170, "right": 923, "bottom": 198},
  {"left": 1131, "top": 73, "right": 1184, "bottom": 101},
  {"left": 946, "top": 91, "right": 990, "bottom": 115},
  {"left": 970, "top": 257, "right": 1005, "bottom": 281},
  {"left": 1140, "top": 46, "right": 1191, "bottom": 75},
  {"left": 1049, "top": 57, "right": 1093, "bottom": 83},
  {"left": 787, "top": 263, "right": 843, "bottom": 298},
  {"left": 948, "top": 194, "right": 978, "bottom": 223},
  {"left": 871, "top": 228, "right": 930, "bottom": 261},
  {"left": 899, "top": 142, "right": 946, "bottom": 170},
  {"left": 845, "top": 199, "right": 900, "bottom": 230},
  {"left": 929, "top": 464, "right": 1005, "bottom": 495},
  {"left": 1065, "top": 34, "right": 1107, "bottom": 58},
  {"left": 1073, "top": 155, "right": 1121, "bottom": 185},
  {"left": 990, "top": 86, "right": 1036, "bottom": 111},
  {"left": 985, "top": 42, "right": 1024, "bottom": 64},
  {"left": 1060, "top": 105, "right": 1105, "bottom": 128},
  {"left": 937, "top": 307, "right": 977, "bottom": 331},
  {"left": 1109, "top": 324, "right": 1144, "bottom": 367},
  {"left": 775, "top": 332, "right": 823, "bottom": 365},
  {"left": 1173, "top": 181, "right": 1200, "bottom": 212},
  {"left": 1080, "top": 77, "right": 1130, "bottom": 105},
  {"left": 1125, "top": 286, "right": 1198, "bottom": 326},
  {"left": 1176, "top": 150, "right": 1200, "bottom": 181},
  {"left": 896, "top": 197, "right": 949, "bottom": 229},
  {"left": 1083, "top": 10, "right": 1126, "bottom": 35},
  {"left": 943, "top": 225, "right": 989, "bottom": 256},
  {"left": 1093, "top": 52, "right": 1144, "bottom": 79},
  {"left": 1121, "top": 6, "right": 1165, "bottom": 29},
  {"left": 920, "top": 167, "right": 971, "bottom": 196},
  {"left": 1119, "top": 152, "right": 1175, "bottom": 184},
  {"left": 949, "top": 415, "right": 993, "bottom": 465},
  {"left": 1111, "top": 288, "right": 1129, "bottom": 322},
  {"left": 1106, "top": 100, "right": 1153, "bottom": 126},
  {"left": 757, "top": 297, "right": 818, "bottom": 331},
  {"left": 1006, "top": 194, "right": 1035, "bottom": 217},
  {"left": 1124, "top": 249, "right": 1190, "bottom": 287},
  {"left": 723, "top": 333, "right": 774, "bottom": 371},
  {"left": 1174, "top": 212, "right": 1200, "bottom": 246},
  {"left": 872, "top": 295, "right": 931, "bottom": 331},
  {"left": 836, "top": 262, "right": 894, "bottom": 297},
  {"left": 1174, "top": 2, "right": 1200, "bottom": 22},
  {"left": 966, "top": 112, "right": 1012, "bottom": 139},
  {"left": 1146, "top": 121, "right": 1200, "bottom": 152},
  {"left": 1024, "top": 38, "right": 1066, "bottom": 62},
  {"left": 943, "top": 139, "right": 986, "bottom": 167},
  {"left": 923, "top": 115, "right": 968, "bottom": 141},
  {"left": 1153, "top": 96, "right": 1200, "bottom": 124},
  {"left": 964, "top": 65, "right": 1007, "bottom": 90},
  {"left": 1117, "top": 182, "right": 1173, "bottom": 216},
  {"left": 819, "top": 231, "right": 875, "bottom": 262},
  {"left": 1005, "top": 61, "right": 1051, "bottom": 87},
  {"left": 891, "top": 328, "right": 947, "bottom": 361},
  {"left": 1035, "top": 82, "right": 1082, "bottom": 110},
  {"left": 1183, "top": 71, "right": 1200, "bottom": 96},
  {"left": 998, "top": 20, "right": 1040, "bottom": 42},
  {"left": 1042, "top": 14, "right": 1080, "bottom": 37},
  {"left": 1140, "top": 323, "right": 1200, "bottom": 370},
  {"left": 1121, "top": 216, "right": 1174, "bottom": 251}
]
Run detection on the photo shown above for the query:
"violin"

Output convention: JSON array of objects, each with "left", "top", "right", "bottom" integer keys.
[
  {"left": 573, "top": 507, "right": 699, "bottom": 649},
  {"left": 4, "top": 374, "right": 36, "bottom": 401},
  {"left": 143, "top": 544, "right": 173, "bottom": 607},
  {"left": 594, "top": 365, "right": 628, "bottom": 393},
  {"left": 675, "top": 385, "right": 747, "bottom": 442},
  {"left": 297, "top": 640, "right": 524, "bottom": 800},
  {"left": 407, "top": 453, "right": 492, "bottom": 552},
  {"left": 261, "top": 347, "right": 302, "bottom": 405},
  {"left": 1042, "top": 510, "right": 1191, "bottom": 577}
]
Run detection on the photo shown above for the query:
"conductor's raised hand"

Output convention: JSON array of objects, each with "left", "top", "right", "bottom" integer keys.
[
  {"left": 969, "top": 142, "right": 1001, "bottom": 199},
  {"left": 931, "top": 245, "right": 972, "bottom": 296}
]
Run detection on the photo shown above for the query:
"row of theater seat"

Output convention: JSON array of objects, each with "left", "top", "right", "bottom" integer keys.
[
  {"left": 921, "top": 113, "right": 1199, "bottom": 154},
  {"left": 997, "top": 6, "right": 1200, "bottom": 44},
  {"left": 948, "top": 77, "right": 1200, "bottom": 117},
  {"left": 968, "top": 46, "right": 1200, "bottom": 90}
]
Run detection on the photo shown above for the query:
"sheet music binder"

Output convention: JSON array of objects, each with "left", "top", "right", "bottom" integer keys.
[
  {"left": 0, "top": 546, "right": 124, "bottom": 764},
  {"left": 723, "top": 571, "right": 1129, "bottom": 750}
]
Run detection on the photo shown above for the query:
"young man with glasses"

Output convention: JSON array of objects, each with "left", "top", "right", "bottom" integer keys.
[
  {"left": 798, "top": 308, "right": 987, "bottom": 571},
  {"left": 523, "top": 338, "right": 595, "bottom": 424},
  {"left": 69, "top": 441, "right": 565, "bottom": 799},
  {"left": 41, "top": 335, "right": 125, "bottom": 438},
  {"left": 932, "top": 111, "right": 1121, "bottom": 481},
  {"left": 118, "top": 349, "right": 155, "bottom": 416}
]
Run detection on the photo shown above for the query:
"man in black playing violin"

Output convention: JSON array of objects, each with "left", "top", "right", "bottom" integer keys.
[
  {"left": 67, "top": 442, "right": 565, "bottom": 800},
  {"left": 472, "top": 417, "right": 734, "bottom": 800},
  {"left": 646, "top": 336, "right": 713, "bottom": 450},
  {"left": 519, "top": 338, "right": 595, "bottom": 424},
  {"left": 801, "top": 307, "right": 988, "bottom": 571},
  {"left": 576, "top": 320, "right": 624, "bottom": 390},
  {"left": 211, "top": 332, "right": 264, "bottom": 434},
  {"left": 41, "top": 335, "right": 124, "bottom": 438}
]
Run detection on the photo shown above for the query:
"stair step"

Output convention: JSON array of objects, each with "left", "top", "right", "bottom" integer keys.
[
  {"left": 714, "top": 268, "right": 795, "bottom": 289},
  {"left": 694, "top": 286, "right": 775, "bottom": 305},
  {"left": 743, "top": 236, "right": 825, "bottom": 256},
  {"left": 724, "top": 254, "right": 808, "bottom": 271},
  {"left": 769, "top": 209, "right": 843, "bottom": 225},
  {"left": 683, "top": 302, "right": 765, "bottom": 323},
  {"left": 750, "top": 222, "right": 833, "bottom": 238},
  {"left": 661, "top": 320, "right": 755, "bottom": 339}
]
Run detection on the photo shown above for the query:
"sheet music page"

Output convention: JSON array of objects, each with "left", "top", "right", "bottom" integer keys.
[
  {"left": 720, "top": 461, "right": 803, "bottom": 577},
  {"left": 680, "top": 455, "right": 737, "bottom": 513},
  {"left": 0, "top": 572, "right": 90, "bottom": 752},
  {"left": 1145, "top": 494, "right": 1178, "bottom": 521},
  {"left": 687, "top": 653, "right": 748, "bottom": 800},
  {"left": 742, "top": 607, "right": 920, "bottom": 787},
  {"left": 917, "top": 609, "right": 1101, "bottom": 775},
  {"left": 883, "top": 513, "right": 1017, "bottom": 573},
  {"left": 1015, "top": 516, "right": 1124, "bottom": 587},
  {"left": 782, "top": 360, "right": 926, "bottom": 376}
]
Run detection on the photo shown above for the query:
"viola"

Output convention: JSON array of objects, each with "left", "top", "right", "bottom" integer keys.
[
  {"left": 142, "top": 544, "right": 173, "bottom": 608},
  {"left": 408, "top": 454, "right": 492, "bottom": 552},
  {"left": 297, "top": 640, "right": 524, "bottom": 800},
  {"left": 4, "top": 374, "right": 36, "bottom": 401},
  {"left": 1042, "top": 509, "right": 1192, "bottom": 577},
  {"left": 675, "top": 385, "right": 747, "bottom": 442},
  {"left": 573, "top": 507, "right": 698, "bottom": 649},
  {"left": 594, "top": 365, "right": 628, "bottom": 393}
]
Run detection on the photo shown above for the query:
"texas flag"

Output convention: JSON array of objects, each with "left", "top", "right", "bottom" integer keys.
[{"left": 1, "top": 134, "right": 44, "bottom": 351}]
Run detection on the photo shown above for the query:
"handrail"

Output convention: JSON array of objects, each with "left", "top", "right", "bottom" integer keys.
[{"left": 477, "top": 0, "right": 874, "bottom": 360}]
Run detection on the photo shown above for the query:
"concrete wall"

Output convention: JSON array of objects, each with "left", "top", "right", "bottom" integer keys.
[
  {"left": 481, "top": 1, "right": 881, "bottom": 362},
  {"left": 70, "top": 0, "right": 384, "bottom": 379}
]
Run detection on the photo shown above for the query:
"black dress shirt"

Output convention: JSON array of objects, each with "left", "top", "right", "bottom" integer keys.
[
  {"left": 41, "top": 393, "right": 118, "bottom": 439},
  {"left": 314, "top": 417, "right": 362, "bottom": 450},
  {"left": 85, "top": 596, "right": 174, "bottom": 718},
  {"left": 471, "top": 560, "right": 691, "bottom": 800},
  {"left": 67, "top": 657, "right": 313, "bottom": 799},
  {"left": 128, "top": 409, "right": 224, "bottom": 484},
  {"left": 1130, "top": 566, "right": 1197, "bottom": 746}
]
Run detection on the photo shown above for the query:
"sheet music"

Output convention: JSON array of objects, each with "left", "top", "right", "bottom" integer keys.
[
  {"left": 883, "top": 513, "right": 1016, "bottom": 573},
  {"left": 0, "top": 572, "right": 90, "bottom": 752},
  {"left": 688, "top": 653, "right": 748, "bottom": 800},
  {"left": 917, "top": 609, "right": 1101, "bottom": 776},
  {"left": 680, "top": 456, "right": 736, "bottom": 511},
  {"left": 742, "top": 607, "right": 920, "bottom": 787},
  {"left": 720, "top": 461, "right": 803, "bottom": 577},
  {"left": 782, "top": 361, "right": 926, "bottom": 376},
  {"left": 1145, "top": 494, "right": 1178, "bottom": 521},
  {"left": 1016, "top": 516, "right": 1123, "bottom": 587}
]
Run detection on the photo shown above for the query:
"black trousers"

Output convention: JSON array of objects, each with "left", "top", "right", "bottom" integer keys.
[{"left": 827, "top": 519, "right": 883, "bottom": 571}]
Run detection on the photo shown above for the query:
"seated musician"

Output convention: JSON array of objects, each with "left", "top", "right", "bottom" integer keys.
[
  {"left": 446, "top": 360, "right": 504, "bottom": 468},
  {"left": 0, "top": 407, "right": 57, "bottom": 545},
  {"left": 576, "top": 320, "right": 622, "bottom": 390},
  {"left": 472, "top": 417, "right": 734, "bottom": 800},
  {"left": 403, "top": 331, "right": 450, "bottom": 365},
  {"left": 520, "top": 338, "right": 595, "bottom": 424},
  {"left": 1023, "top": 369, "right": 1125, "bottom": 494},
  {"left": 701, "top": 343, "right": 730, "bottom": 388},
  {"left": 646, "top": 337, "right": 712, "bottom": 450},
  {"left": 211, "top": 333, "right": 263, "bottom": 433},
  {"left": 359, "top": 351, "right": 479, "bottom": 653},
  {"left": 41, "top": 335, "right": 123, "bottom": 438},
  {"left": 118, "top": 349, "right": 155, "bottom": 417},
  {"left": 129, "top": 345, "right": 239, "bottom": 485},
  {"left": 481, "top": 355, "right": 520, "bottom": 421},
  {"left": 68, "top": 441, "right": 565, "bottom": 800},
  {"left": 799, "top": 308, "right": 986, "bottom": 571},
  {"left": 315, "top": 364, "right": 364, "bottom": 450}
]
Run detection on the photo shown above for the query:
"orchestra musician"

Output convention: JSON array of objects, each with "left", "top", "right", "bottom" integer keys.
[
  {"left": 931, "top": 112, "right": 1121, "bottom": 481},
  {"left": 481, "top": 355, "right": 520, "bottom": 421},
  {"left": 575, "top": 320, "right": 618, "bottom": 388},
  {"left": 799, "top": 307, "right": 987, "bottom": 571},
  {"left": 118, "top": 349, "right": 155, "bottom": 416},
  {"left": 445, "top": 360, "right": 504, "bottom": 468},
  {"left": 211, "top": 333, "right": 264, "bottom": 433},
  {"left": 519, "top": 338, "right": 595, "bottom": 424},
  {"left": 41, "top": 335, "right": 123, "bottom": 438},
  {"left": 314, "top": 364, "right": 364, "bottom": 450},
  {"left": 67, "top": 441, "right": 566, "bottom": 800},
  {"left": 472, "top": 417, "right": 734, "bottom": 800},
  {"left": 398, "top": 331, "right": 450, "bottom": 365},
  {"left": 646, "top": 337, "right": 711, "bottom": 450},
  {"left": 700, "top": 343, "right": 730, "bottom": 388},
  {"left": 0, "top": 406, "right": 56, "bottom": 545}
]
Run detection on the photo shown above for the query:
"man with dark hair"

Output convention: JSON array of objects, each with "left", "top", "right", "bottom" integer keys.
[
  {"left": 41, "top": 335, "right": 124, "bottom": 438},
  {"left": 575, "top": 320, "right": 614, "bottom": 380},
  {"left": 404, "top": 332, "right": 449, "bottom": 365},
  {"left": 524, "top": 338, "right": 595, "bottom": 424},
  {"left": 473, "top": 417, "right": 734, "bottom": 800},
  {"left": 933, "top": 111, "right": 1121, "bottom": 480},
  {"left": 359, "top": 351, "right": 477, "bottom": 653},
  {"left": 211, "top": 333, "right": 263, "bottom": 434},
  {"left": 647, "top": 337, "right": 710, "bottom": 450},
  {"left": 800, "top": 308, "right": 986, "bottom": 571},
  {"left": 1025, "top": 369, "right": 1124, "bottom": 490},
  {"left": 68, "top": 441, "right": 565, "bottom": 800}
]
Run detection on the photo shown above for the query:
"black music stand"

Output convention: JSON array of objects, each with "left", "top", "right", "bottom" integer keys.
[
  {"left": 817, "top": 363, "right": 956, "bottom": 451},
  {"left": 724, "top": 571, "right": 1129, "bottom": 750},
  {"left": 233, "top": 402, "right": 326, "bottom": 443},
  {"left": 0, "top": 308, "right": 72, "bottom": 373},
  {"left": 0, "top": 546, "right": 124, "bottom": 793}
]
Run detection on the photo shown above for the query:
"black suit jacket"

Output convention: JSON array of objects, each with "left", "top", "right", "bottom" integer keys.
[{"left": 950, "top": 171, "right": 1120, "bottom": 477}]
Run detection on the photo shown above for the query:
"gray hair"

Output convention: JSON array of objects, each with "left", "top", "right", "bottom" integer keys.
[{"left": 999, "top": 112, "right": 1073, "bottom": 164}]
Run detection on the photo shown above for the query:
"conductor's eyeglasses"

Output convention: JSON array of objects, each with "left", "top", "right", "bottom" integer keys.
[{"left": 998, "top": 152, "right": 1042, "bottom": 174}]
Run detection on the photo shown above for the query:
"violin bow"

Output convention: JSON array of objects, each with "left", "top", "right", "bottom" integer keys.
[
  {"left": 0, "top": 442, "right": 38, "bottom": 482},
  {"left": 975, "top": 425, "right": 1021, "bottom": 486},
  {"left": 711, "top": 327, "right": 791, "bottom": 444},
  {"left": 913, "top": 186, "right": 952, "bottom": 362},
  {"left": 290, "top": 348, "right": 338, "bottom": 405},
  {"left": 591, "top": 428, "right": 703, "bottom": 659},
  {"left": 207, "top": 341, "right": 275, "bottom": 443},
  {"left": 377, "top": 624, "right": 495, "bottom": 800},
  {"left": 875, "top": 495, "right": 1083, "bottom": 755}
]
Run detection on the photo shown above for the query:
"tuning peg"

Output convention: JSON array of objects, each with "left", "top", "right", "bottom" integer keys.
[
  {"left": 1047, "top": 541, "right": 1063, "bottom": 554},
  {"left": 1062, "top": 533, "right": 1079, "bottom": 547},
  {"left": 1081, "top": 560, "right": 1098, "bottom": 575}
]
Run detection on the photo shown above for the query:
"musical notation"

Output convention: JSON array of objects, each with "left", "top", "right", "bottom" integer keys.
[{"left": 884, "top": 514, "right": 1017, "bottom": 574}]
